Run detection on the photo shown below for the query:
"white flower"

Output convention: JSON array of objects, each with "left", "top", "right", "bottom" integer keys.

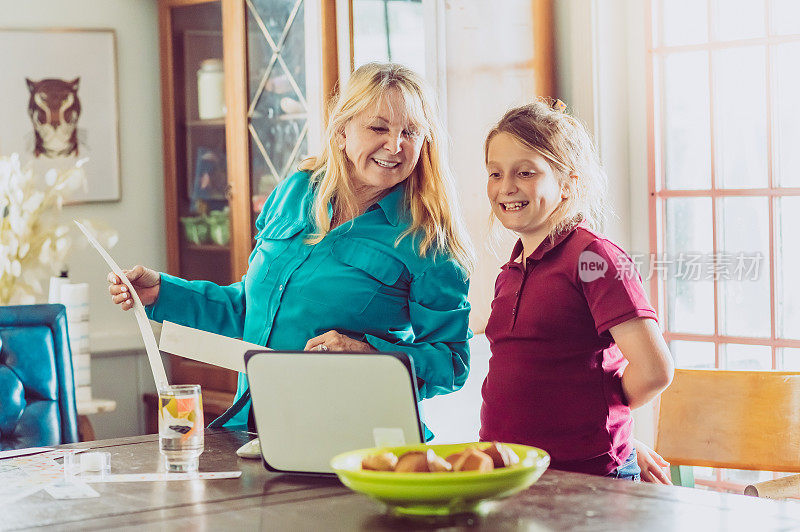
[
  {"left": 45, "top": 168, "right": 58, "bottom": 187},
  {"left": 55, "top": 236, "right": 70, "bottom": 253},
  {"left": 0, "top": 153, "right": 116, "bottom": 304},
  {"left": 8, "top": 206, "right": 25, "bottom": 235},
  {"left": 5, "top": 236, "right": 18, "bottom": 257},
  {"left": 22, "top": 190, "right": 44, "bottom": 214},
  {"left": 39, "top": 239, "right": 53, "bottom": 265}
]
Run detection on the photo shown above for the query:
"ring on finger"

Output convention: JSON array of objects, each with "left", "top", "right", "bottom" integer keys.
[{"left": 320, "top": 345, "right": 329, "bottom": 351}]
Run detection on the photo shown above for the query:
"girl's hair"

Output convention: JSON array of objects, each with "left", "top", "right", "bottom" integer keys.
[
  {"left": 484, "top": 98, "right": 610, "bottom": 240},
  {"left": 299, "top": 62, "right": 475, "bottom": 273}
]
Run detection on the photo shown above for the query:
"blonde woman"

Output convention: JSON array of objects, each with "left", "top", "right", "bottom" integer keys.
[
  {"left": 108, "top": 63, "right": 474, "bottom": 435},
  {"left": 479, "top": 100, "right": 674, "bottom": 480}
]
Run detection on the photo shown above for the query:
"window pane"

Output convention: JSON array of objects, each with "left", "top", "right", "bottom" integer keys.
[
  {"left": 659, "top": 0, "right": 708, "bottom": 46},
  {"left": 721, "top": 343, "right": 772, "bottom": 370},
  {"left": 723, "top": 468, "right": 773, "bottom": 486},
  {"left": 670, "top": 340, "right": 715, "bottom": 368},
  {"left": 718, "top": 197, "right": 771, "bottom": 337},
  {"left": 777, "top": 348, "right": 800, "bottom": 370},
  {"left": 694, "top": 466, "right": 716, "bottom": 480},
  {"left": 771, "top": 0, "right": 800, "bottom": 35},
  {"left": 713, "top": 47, "right": 768, "bottom": 189},
  {"left": 663, "top": 52, "right": 711, "bottom": 190},
  {"left": 387, "top": 1, "right": 425, "bottom": 75},
  {"left": 773, "top": 42, "right": 800, "bottom": 187},
  {"left": 666, "top": 198, "right": 715, "bottom": 334},
  {"left": 353, "top": 0, "right": 391, "bottom": 66},
  {"left": 778, "top": 197, "right": 800, "bottom": 339},
  {"left": 713, "top": 0, "right": 766, "bottom": 41}
]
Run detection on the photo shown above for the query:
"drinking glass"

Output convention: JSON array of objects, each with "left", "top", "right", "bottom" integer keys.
[{"left": 158, "top": 384, "right": 204, "bottom": 472}]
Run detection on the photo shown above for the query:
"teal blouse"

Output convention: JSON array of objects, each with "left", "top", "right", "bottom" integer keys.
[{"left": 146, "top": 171, "right": 472, "bottom": 429}]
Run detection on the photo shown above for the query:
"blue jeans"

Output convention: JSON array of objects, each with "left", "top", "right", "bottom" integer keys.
[{"left": 608, "top": 448, "right": 641, "bottom": 481}]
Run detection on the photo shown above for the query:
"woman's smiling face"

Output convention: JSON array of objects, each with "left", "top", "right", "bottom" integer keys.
[
  {"left": 341, "top": 89, "right": 424, "bottom": 196},
  {"left": 486, "top": 131, "right": 566, "bottom": 239}
]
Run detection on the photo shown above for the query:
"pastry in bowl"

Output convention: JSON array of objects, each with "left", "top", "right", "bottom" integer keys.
[{"left": 332, "top": 442, "right": 550, "bottom": 516}]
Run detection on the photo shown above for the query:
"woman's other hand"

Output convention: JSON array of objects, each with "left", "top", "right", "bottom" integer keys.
[
  {"left": 304, "top": 330, "right": 376, "bottom": 352},
  {"left": 107, "top": 265, "right": 161, "bottom": 310},
  {"left": 633, "top": 438, "right": 672, "bottom": 485}
]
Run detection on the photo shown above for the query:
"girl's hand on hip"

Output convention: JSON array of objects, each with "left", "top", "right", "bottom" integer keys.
[
  {"left": 633, "top": 438, "right": 672, "bottom": 485},
  {"left": 305, "top": 330, "right": 375, "bottom": 353},
  {"left": 107, "top": 265, "right": 161, "bottom": 310}
]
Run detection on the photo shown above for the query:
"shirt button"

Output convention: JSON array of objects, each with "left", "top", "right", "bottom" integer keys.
[
  {"left": 278, "top": 284, "right": 284, "bottom": 291},
  {"left": 512, "top": 308, "right": 516, "bottom": 314}
]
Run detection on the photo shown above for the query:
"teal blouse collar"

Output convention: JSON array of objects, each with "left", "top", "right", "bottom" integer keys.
[
  {"left": 310, "top": 174, "right": 408, "bottom": 228},
  {"left": 372, "top": 181, "right": 406, "bottom": 227}
]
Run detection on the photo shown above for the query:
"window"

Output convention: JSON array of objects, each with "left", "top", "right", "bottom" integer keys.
[
  {"left": 648, "top": 0, "right": 800, "bottom": 491},
  {"left": 351, "top": 0, "right": 425, "bottom": 74}
]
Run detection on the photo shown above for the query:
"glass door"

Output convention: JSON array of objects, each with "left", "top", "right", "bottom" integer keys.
[
  {"left": 170, "top": 2, "right": 233, "bottom": 284},
  {"left": 246, "top": 0, "right": 313, "bottom": 221}
]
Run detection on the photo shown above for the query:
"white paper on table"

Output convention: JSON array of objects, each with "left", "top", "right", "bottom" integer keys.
[
  {"left": 0, "top": 448, "right": 53, "bottom": 460},
  {"left": 80, "top": 471, "right": 242, "bottom": 483},
  {"left": 44, "top": 480, "right": 100, "bottom": 499},
  {"left": 74, "top": 220, "right": 169, "bottom": 391},
  {"left": 0, "top": 484, "right": 45, "bottom": 507},
  {"left": 159, "top": 321, "right": 268, "bottom": 374}
]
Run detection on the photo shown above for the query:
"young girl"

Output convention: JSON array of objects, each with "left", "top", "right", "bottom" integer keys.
[{"left": 479, "top": 100, "right": 674, "bottom": 481}]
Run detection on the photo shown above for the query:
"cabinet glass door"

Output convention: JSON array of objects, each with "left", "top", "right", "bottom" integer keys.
[
  {"left": 171, "top": 2, "right": 232, "bottom": 284},
  {"left": 247, "top": 0, "right": 310, "bottom": 217}
]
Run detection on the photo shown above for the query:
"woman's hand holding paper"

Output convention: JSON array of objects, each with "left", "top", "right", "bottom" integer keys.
[{"left": 108, "top": 264, "right": 161, "bottom": 310}]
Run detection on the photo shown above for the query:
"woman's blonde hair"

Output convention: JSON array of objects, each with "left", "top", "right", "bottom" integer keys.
[
  {"left": 484, "top": 98, "right": 610, "bottom": 240},
  {"left": 299, "top": 62, "right": 475, "bottom": 273}
]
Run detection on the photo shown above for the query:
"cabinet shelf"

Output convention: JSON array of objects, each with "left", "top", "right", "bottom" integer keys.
[
  {"left": 185, "top": 243, "right": 231, "bottom": 252},
  {"left": 187, "top": 118, "right": 226, "bottom": 127}
]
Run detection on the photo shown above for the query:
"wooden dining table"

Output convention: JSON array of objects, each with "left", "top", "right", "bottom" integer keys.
[{"left": 4, "top": 429, "right": 800, "bottom": 531}]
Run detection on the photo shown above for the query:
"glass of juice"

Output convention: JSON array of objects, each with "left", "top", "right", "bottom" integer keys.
[{"left": 158, "top": 384, "right": 204, "bottom": 472}]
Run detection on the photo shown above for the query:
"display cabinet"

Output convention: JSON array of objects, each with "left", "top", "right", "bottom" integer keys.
[{"left": 148, "top": 0, "right": 338, "bottom": 431}]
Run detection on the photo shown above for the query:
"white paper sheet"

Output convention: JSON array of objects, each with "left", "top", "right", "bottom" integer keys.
[
  {"left": 0, "top": 447, "right": 53, "bottom": 460},
  {"left": 45, "top": 480, "right": 100, "bottom": 499},
  {"left": 79, "top": 471, "right": 242, "bottom": 483},
  {"left": 74, "top": 220, "right": 169, "bottom": 391},
  {"left": 159, "top": 321, "right": 269, "bottom": 373},
  {"left": 0, "top": 449, "right": 87, "bottom": 505}
]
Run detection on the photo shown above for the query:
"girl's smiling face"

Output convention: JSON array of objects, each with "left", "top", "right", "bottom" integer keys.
[
  {"left": 486, "top": 132, "right": 567, "bottom": 240},
  {"left": 340, "top": 89, "right": 425, "bottom": 197}
]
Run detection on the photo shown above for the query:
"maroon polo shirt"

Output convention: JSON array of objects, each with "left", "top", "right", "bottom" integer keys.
[{"left": 480, "top": 223, "right": 658, "bottom": 476}]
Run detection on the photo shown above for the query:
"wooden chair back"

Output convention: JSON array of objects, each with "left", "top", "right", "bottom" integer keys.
[{"left": 656, "top": 369, "right": 800, "bottom": 473}]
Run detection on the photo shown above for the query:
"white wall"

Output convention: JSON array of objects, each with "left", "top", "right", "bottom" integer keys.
[
  {"left": 432, "top": 0, "right": 659, "bottom": 446},
  {"left": 1, "top": 0, "right": 165, "bottom": 436},
  {"left": 0, "top": 0, "right": 166, "bottom": 352},
  {"left": 444, "top": 0, "right": 546, "bottom": 333},
  {"left": 555, "top": 0, "right": 658, "bottom": 445},
  {"left": 420, "top": 1, "right": 554, "bottom": 442}
]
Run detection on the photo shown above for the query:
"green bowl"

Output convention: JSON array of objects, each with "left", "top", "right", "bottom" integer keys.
[{"left": 330, "top": 442, "right": 550, "bottom": 516}]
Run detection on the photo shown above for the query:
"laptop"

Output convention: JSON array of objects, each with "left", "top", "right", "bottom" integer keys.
[{"left": 244, "top": 350, "right": 424, "bottom": 475}]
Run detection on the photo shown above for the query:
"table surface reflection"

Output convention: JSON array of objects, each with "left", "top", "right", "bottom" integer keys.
[{"left": 4, "top": 430, "right": 800, "bottom": 531}]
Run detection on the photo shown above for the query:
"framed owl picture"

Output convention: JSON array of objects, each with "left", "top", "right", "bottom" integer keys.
[{"left": 0, "top": 28, "right": 120, "bottom": 203}]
